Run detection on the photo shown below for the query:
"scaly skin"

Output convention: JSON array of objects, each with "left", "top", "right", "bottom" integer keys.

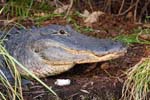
[{"left": 1, "top": 25, "right": 127, "bottom": 78}]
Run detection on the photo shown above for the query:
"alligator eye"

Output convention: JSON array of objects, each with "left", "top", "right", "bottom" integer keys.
[
  {"left": 58, "top": 29, "right": 70, "bottom": 36},
  {"left": 59, "top": 30, "right": 66, "bottom": 34}
]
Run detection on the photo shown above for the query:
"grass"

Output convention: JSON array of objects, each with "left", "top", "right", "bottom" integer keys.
[
  {"left": 0, "top": 1, "right": 73, "bottom": 99},
  {"left": 66, "top": 13, "right": 94, "bottom": 33},
  {"left": 116, "top": 28, "right": 150, "bottom": 100},
  {"left": 34, "top": 13, "right": 64, "bottom": 26},
  {"left": 0, "top": 30, "right": 57, "bottom": 100},
  {"left": 0, "top": 43, "right": 24, "bottom": 100},
  {"left": 3, "top": 0, "right": 34, "bottom": 17},
  {"left": 2, "top": 0, "right": 54, "bottom": 17},
  {"left": 121, "top": 58, "right": 150, "bottom": 100},
  {"left": 1, "top": 0, "right": 56, "bottom": 25},
  {"left": 114, "top": 28, "right": 150, "bottom": 45}
]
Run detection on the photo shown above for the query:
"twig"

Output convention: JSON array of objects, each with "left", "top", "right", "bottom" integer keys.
[
  {"left": 33, "top": 93, "right": 44, "bottom": 99},
  {"left": 116, "top": 2, "right": 137, "bottom": 16},
  {"left": 54, "top": 0, "right": 64, "bottom": 7},
  {"left": 24, "top": 90, "right": 48, "bottom": 94},
  {"left": 64, "top": 0, "right": 73, "bottom": 18},
  {"left": 104, "top": 0, "right": 108, "bottom": 12},
  {"left": 87, "top": 0, "right": 93, "bottom": 12},
  {"left": 104, "top": 0, "right": 112, "bottom": 13},
  {"left": 133, "top": 0, "right": 140, "bottom": 22},
  {"left": 118, "top": 0, "right": 125, "bottom": 14},
  {"left": 138, "top": 0, "right": 150, "bottom": 22}
]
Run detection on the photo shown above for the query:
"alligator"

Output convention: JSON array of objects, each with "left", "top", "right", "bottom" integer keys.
[{"left": 0, "top": 25, "right": 127, "bottom": 79}]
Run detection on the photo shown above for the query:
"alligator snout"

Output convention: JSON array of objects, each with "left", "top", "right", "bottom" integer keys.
[{"left": 31, "top": 25, "right": 127, "bottom": 65}]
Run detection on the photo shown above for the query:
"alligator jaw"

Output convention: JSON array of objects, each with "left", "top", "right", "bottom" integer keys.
[
  {"left": 30, "top": 46, "right": 126, "bottom": 77},
  {"left": 39, "top": 46, "right": 126, "bottom": 65},
  {"left": 33, "top": 38, "right": 127, "bottom": 65}
]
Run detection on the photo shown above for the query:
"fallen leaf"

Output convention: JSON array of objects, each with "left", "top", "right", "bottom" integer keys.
[
  {"left": 101, "top": 62, "right": 110, "bottom": 70},
  {"left": 54, "top": 5, "right": 69, "bottom": 14},
  {"left": 34, "top": 12, "right": 46, "bottom": 16},
  {"left": 143, "top": 23, "right": 150, "bottom": 28},
  {"left": 0, "top": 17, "right": 18, "bottom": 26},
  {"left": 80, "top": 9, "right": 90, "bottom": 17},
  {"left": 126, "top": 11, "right": 133, "bottom": 19},
  {"left": 139, "top": 34, "right": 150, "bottom": 41},
  {"left": 84, "top": 11, "right": 105, "bottom": 27}
]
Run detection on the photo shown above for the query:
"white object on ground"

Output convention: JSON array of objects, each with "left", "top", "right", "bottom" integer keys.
[{"left": 54, "top": 79, "right": 71, "bottom": 86}]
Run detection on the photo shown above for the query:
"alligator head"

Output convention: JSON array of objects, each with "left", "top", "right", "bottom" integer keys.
[{"left": 4, "top": 25, "right": 127, "bottom": 78}]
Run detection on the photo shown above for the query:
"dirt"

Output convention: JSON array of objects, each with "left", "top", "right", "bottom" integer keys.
[{"left": 19, "top": 14, "right": 149, "bottom": 100}]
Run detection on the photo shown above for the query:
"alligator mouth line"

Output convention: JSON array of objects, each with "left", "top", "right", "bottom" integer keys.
[
  {"left": 52, "top": 44, "right": 126, "bottom": 56},
  {"left": 41, "top": 50, "right": 126, "bottom": 65},
  {"left": 59, "top": 45, "right": 127, "bottom": 59}
]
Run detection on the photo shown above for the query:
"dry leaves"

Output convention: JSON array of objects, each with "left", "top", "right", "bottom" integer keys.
[
  {"left": 139, "top": 34, "right": 150, "bottom": 41},
  {"left": 83, "top": 10, "right": 105, "bottom": 27},
  {"left": 80, "top": 9, "right": 90, "bottom": 17},
  {"left": 100, "top": 62, "right": 110, "bottom": 70},
  {"left": 53, "top": 5, "right": 69, "bottom": 14},
  {"left": 126, "top": 11, "right": 133, "bottom": 19},
  {"left": 34, "top": 12, "right": 46, "bottom": 17}
]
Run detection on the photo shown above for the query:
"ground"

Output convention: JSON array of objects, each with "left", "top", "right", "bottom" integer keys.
[{"left": 18, "top": 15, "right": 150, "bottom": 100}]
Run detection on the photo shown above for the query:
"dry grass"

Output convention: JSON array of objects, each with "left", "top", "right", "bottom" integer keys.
[
  {"left": 0, "top": 30, "right": 57, "bottom": 100},
  {"left": 121, "top": 58, "right": 150, "bottom": 100}
]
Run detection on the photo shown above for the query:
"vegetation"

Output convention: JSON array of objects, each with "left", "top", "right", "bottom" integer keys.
[
  {"left": 122, "top": 58, "right": 150, "bottom": 100},
  {"left": 115, "top": 28, "right": 150, "bottom": 45},
  {"left": 115, "top": 28, "right": 150, "bottom": 100},
  {"left": 3, "top": 0, "right": 33, "bottom": 17},
  {"left": 0, "top": 43, "right": 23, "bottom": 100},
  {"left": 0, "top": 32, "right": 57, "bottom": 99},
  {"left": 2, "top": 0, "right": 55, "bottom": 17},
  {"left": 0, "top": 1, "right": 58, "bottom": 99}
]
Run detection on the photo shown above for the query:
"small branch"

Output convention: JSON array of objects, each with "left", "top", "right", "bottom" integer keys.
[
  {"left": 116, "top": 2, "right": 137, "bottom": 16},
  {"left": 64, "top": 0, "right": 73, "bottom": 18},
  {"left": 54, "top": 0, "right": 64, "bottom": 7},
  {"left": 133, "top": 0, "right": 140, "bottom": 22},
  {"left": 87, "top": 0, "right": 93, "bottom": 12},
  {"left": 138, "top": 0, "right": 150, "bottom": 22},
  {"left": 104, "top": 0, "right": 112, "bottom": 13},
  {"left": 118, "top": 0, "right": 125, "bottom": 14}
]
